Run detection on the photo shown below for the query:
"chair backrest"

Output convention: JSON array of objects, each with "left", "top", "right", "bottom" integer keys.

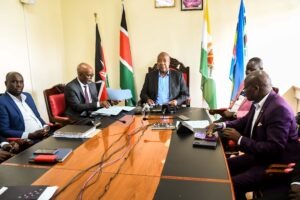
[
  {"left": 43, "top": 84, "right": 70, "bottom": 125},
  {"left": 148, "top": 57, "right": 190, "bottom": 106}
]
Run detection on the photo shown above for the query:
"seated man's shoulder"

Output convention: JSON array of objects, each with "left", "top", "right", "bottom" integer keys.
[
  {"left": 65, "top": 79, "right": 78, "bottom": 88},
  {"left": 148, "top": 70, "right": 158, "bottom": 75},
  {"left": 0, "top": 93, "right": 10, "bottom": 104},
  {"left": 170, "top": 69, "right": 182, "bottom": 76}
]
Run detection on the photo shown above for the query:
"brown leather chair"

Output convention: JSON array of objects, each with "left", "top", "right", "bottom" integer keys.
[
  {"left": 148, "top": 57, "right": 190, "bottom": 106},
  {"left": 43, "top": 84, "right": 70, "bottom": 126}
]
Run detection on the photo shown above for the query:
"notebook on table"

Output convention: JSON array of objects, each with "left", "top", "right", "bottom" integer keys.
[
  {"left": 29, "top": 148, "right": 73, "bottom": 163},
  {"left": 53, "top": 125, "right": 96, "bottom": 138}
]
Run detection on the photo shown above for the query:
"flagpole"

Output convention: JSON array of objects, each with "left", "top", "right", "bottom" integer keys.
[{"left": 94, "top": 13, "right": 98, "bottom": 24}]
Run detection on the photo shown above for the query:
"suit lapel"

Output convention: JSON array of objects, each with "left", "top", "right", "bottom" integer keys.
[
  {"left": 4, "top": 92, "right": 23, "bottom": 118},
  {"left": 154, "top": 71, "right": 159, "bottom": 98},
  {"left": 245, "top": 105, "right": 255, "bottom": 137},
  {"left": 251, "top": 92, "right": 275, "bottom": 139},
  {"left": 75, "top": 79, "right": 85, "bottom": 102}
]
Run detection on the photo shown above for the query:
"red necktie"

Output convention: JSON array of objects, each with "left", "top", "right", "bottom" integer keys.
[{"left": 83, "top": 85, "right": 89, "bottom": 103}]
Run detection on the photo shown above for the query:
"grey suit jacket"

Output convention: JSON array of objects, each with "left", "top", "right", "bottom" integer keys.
[
  {"left": 64, "top": 78, "right": 99, "bottom": 119},
  {"left": 140, "top": 70, "right": 189, "bottom": 105},
  {"left": 226, "top": 91, "right": 299, "bottom": 163}
]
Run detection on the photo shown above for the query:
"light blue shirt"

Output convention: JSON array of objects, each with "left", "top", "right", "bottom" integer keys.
[{"left": 156, "top": 71, "right": 169, "bottom": 105}]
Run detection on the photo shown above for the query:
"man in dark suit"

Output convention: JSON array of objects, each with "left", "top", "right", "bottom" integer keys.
[
  {"left": 207, "top": 70, "right": 299, "bottom": 200},
  {"left": 209, "top": 57, "right": 264, "bottom": 121},
  {"left": 0, "top": 72, "right": 49, "bottom": 139},
  {"left": 64, "top": 63, "right": 111, "bottom": 120},
  {"left": 140, "top": 52, "right": 189, "bottom": 106}
]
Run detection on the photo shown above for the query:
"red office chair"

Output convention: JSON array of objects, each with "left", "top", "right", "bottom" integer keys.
[
  {"left": 43, "top": 84, "right": 71, "bottom": 126},
  {"left": 148, "top": 57, "right": 190, "bottom": 106}
]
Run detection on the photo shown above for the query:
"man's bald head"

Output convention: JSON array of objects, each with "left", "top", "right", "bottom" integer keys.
[
  {"left": 77, "top": 63, "right": 94, "bottom": 84},
  {"left": 244, "top": 70, "right": 272, "bottom": 102},
  {"left": 157, "top": 52, "right": 170, "bottom": 75},
  {"left": 5, "top": 72, "right": 24, "bottom": 97}
]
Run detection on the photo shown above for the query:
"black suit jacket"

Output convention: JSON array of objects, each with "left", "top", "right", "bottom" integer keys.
[
  {"left": 140, "top": 70, "right": 189, "bottom": 105},
  {"left": 64, "top": 78, "right": 99, "bottom": 119},
  {"left": 0, "top": 135, "right": 6, "bottom": 143}
]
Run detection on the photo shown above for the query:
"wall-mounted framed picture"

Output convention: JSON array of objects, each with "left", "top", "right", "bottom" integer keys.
[
  {"left": 155, "top": 0, "right": 176, "bottom": 8},
  {"left": 181, "top": 0, "right": 203, "bottom": 11}
]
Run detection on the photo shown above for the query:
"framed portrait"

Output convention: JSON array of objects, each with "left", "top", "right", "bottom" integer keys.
[
  {"left": 155, "top": 0, "right": 176, "bottom": 8},
  {"left": 181, "top": 0, "right": 203, "bottom": 11}
]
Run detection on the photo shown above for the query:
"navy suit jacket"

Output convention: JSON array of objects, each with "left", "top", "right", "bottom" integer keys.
[
  {"left": 226, "top": 91, "right": 299, "bottom": 163},
  {"left": 140, "top": 70, "right": 189, "bottom": 105},
  {"left": 0, "top": 135, "right": 7, "bottom": 143},
  {"left": 0, "top": 92, "right": 45, "bottom": 138},
  {"left": 64, "top": 78, "right": 99, "bottom": 119}
]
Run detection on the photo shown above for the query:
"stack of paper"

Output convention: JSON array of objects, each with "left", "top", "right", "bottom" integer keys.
[
  {"left": 91, "top": 106, "right": 135, "bottom": 116},
  {"left": 181, "top": 120, "right": 210, "bottom": 132},
  {"left": 54, "top": 125, "right": 96, "bottom": 138}
]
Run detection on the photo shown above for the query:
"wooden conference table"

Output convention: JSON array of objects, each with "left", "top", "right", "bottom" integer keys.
[{"left": 0, "top": 107, "right": 234, "bottom": 200}]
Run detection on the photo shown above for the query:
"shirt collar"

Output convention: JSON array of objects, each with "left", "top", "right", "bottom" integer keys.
[
  {"left": 7, "top": 92, "right": 26, "bottom": 102},
  {"left": 254, "top": 92, "right": 270, "bottom": 110},
  {"left": 158, "top": 70, "right": 170, "bottom": 77},
  {"left": 77, "top": 77, "right": 88, "bottom": 87}
]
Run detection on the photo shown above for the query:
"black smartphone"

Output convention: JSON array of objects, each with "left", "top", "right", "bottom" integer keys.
[{"left": 33, "top": 149, "right": 58, "bottom": 155}]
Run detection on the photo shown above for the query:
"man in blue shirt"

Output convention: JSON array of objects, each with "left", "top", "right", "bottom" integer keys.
[{"left": 140, "top": 52, "right": 189, "bottom": 106}]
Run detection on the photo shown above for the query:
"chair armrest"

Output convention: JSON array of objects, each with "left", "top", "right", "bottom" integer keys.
[{"left": 265, "top": 163, "right": 296, "bottom": 175}]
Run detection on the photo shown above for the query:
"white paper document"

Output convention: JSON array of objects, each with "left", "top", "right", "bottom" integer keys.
[
  {"left": 107, "top": 88, "right": 132, "bottom": 101},
  {"left": 182, "top": 120, "right": 210, "bottom": 132},
  {"left": 91, "top": 106, "right": 135, "bottom": 116}
]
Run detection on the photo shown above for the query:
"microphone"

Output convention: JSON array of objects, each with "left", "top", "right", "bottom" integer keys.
[
  {"left": 162, "top": 107, "right": 167, "bottom": 119},
  {"left": 142, "top": 103, "right": 150, "bottom": 120}
]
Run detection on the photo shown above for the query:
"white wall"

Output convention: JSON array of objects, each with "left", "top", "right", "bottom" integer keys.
[
  {"left": 0, "top": 0, "right": 65, "bottom": 120},
  {"left": 61, "top": 0, "right": 300, "bottom": 112},
  {"left": 1, "top": 0, "right": 300, "bottom": 122}
]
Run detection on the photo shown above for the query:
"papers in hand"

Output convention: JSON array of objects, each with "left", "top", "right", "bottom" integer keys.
[
  {"left": 54, "top": 125, "right": 96, "bottom": 138},
  {"left": 181, "top": 120, "right": 210, "bottom": 132},
  {"left": 107, "top": 88, "right": 132, "bottom": 101},
  {"left": 91, "top": 106, "right": 135, "bottom": 116}
]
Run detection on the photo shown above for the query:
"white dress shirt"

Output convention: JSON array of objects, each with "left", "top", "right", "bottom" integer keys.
[
  {"left": 237, "top": 93, "right": 270, "bottom": 144},
  {"left": 7, "top": 92, "right": 43, "bottom": 139}
]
